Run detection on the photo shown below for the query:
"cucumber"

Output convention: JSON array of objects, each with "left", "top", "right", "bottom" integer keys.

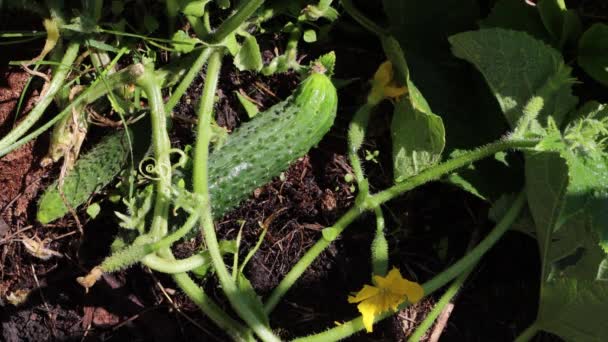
[
  {"left": 206, "top": 69, "right": 338, "bottom": 218},
  {"left": 37, "top": 131, "right": 129, "bottom": 224},
  {"left": 37, "top": 61, "right": 337, "bottom": 223},
  {"left": 37, "top": 118, "right": 151, "bottom": 225}
]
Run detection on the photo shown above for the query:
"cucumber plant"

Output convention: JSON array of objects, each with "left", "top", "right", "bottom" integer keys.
[{"left": 3, "top": 1, "right": 608, "bottom": 341}]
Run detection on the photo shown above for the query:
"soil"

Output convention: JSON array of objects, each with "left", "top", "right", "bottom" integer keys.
[{"left": 1, "top": 2, "right": 605, "bottom": 342}]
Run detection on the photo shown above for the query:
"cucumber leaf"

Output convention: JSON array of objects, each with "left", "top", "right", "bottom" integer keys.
[
  {"left": 537, "top": 279, "right": 608, "bottom": 341},
  {"left": 234, "top": 34, "right": 263, "bottom": 72},
  {"left": 383, "top": 1, "right": 516, "bottom": 201},
  {"left": 523, "top": 103, "right": 608, "bottom": 340},
  {"left": 235, "top": 91, "right": 260, "bottom": 118},
  {"left": 171, "top": 30, "right": 199, "bottom": 53},
  {"left": 391, "top": 96, "right": 445, "bottom": 181},
  {"left": 449, "top": 28, "right": 577, "bottom": 129},
  {"left": 578, "top": 23, "right": 608, "bottom": 86},
  {"left": 382, "top": 37, "right": 445, "bottom": 181}
]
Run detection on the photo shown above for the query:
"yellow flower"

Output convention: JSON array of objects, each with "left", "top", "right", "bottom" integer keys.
[
  {"left": 368, "top": 61, "right": 408, "bottom": 104},
  {"left": 348, "top": 267, "right": 424, "bottom": 332}
]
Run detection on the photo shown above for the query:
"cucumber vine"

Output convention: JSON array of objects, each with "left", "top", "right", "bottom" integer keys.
[{"left": 3, "top": 1, "right": 607, "bottom": 341}]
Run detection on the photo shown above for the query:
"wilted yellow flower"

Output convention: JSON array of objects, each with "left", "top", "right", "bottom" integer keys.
[
  {"left": 348, "top": 267, "right": 424, "bottom": 332},
  {"left": 368, "top": 61, "right": 408, "bottom": 104}
]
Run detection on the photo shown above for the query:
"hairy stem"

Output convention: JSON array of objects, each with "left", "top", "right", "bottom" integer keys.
[
  {"left": 136, "top": 58, "right": 248, "bottom": 340},
  {"left": 142, "top": 253, "right": 209, "bottom": 274},
  {"left": 407, "top": 266, "right": 473, "bottom": 342},
  {"left": 0, "top": 42, "right": 79, "bottom": 152},
  {"left": 206, "top": 0, "right": 265, "bottom": 44},
  {"left": 172, "top": 273, "right": 255, "bottom": 341},
  {"left": 136, "top": 67, "right": 171, "bottom": 239},
  {"left": 0, "top": 63, "right": 145, "bottom": 157},
  {"left": 347, "top": 102, "right": 375, "bottom": 197},
  {"left": 371, "top": 140, "right": 537, "bottom": 206},
  {"left": 193, "top": 50, "right": 280, "bottom": 342},
  {"left": 165, "top": 47, "right": 212, "bottom": 114}
]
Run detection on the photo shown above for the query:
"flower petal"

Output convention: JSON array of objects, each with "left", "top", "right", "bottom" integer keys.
[
  {"left": 348, "top": 285, "right": 379, "bottom": 303},
  {"left": 357, "top": 297, "right": 382, "bottom": 332},
  {"left": 404, "top": 281, "right": 424, "bottom": 303},
  {"left": 375, "top": 267, "right": 425, "bottom": 303}
]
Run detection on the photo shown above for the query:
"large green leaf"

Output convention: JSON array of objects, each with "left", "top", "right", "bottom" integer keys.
[
  {"left": 480, "top": 0, "right": 549, "bottom": 43},
  {"left": 381, "top": 37, "right": 446, "bottom": 181},
  {"left": 382, "top": 1, "right": 514, "bottom": 201},
  {"left": 524, "top": 104, "right": 608, "bottom": 341},
  {"left": 578, "top": 23, "right": 608, "bottom": 86},
  {"left": 391, "top": 96, "right": 445, "bottom": 181},
  {"left": 449, "top": 28, "right": 577, "bottom": 129},
  {"left": 537, "top": 279, "right": 608, "bottom": 341},
  {"left": 526, "top": 151, "right": 608, "bottom": 279}
]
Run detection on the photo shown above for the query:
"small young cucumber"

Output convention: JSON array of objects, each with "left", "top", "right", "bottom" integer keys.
[{"left": 207, "top": 69, "right": 338, "bottom": 218}]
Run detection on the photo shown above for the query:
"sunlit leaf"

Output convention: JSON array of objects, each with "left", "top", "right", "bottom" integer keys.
[
  {"left": 450, "top": 28, "right": 577, "bottom": 128},
  {"left": 234, "top": 35, "right": 263, "bottom": 71}
]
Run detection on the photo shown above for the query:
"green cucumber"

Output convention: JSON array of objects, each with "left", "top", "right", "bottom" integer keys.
[
  {"left": 206, "top": 68, "right": 338, "bottom": 218},
  {"left": 37, "top": 59, "right": 337, "bottom": 224},
  {"left": 37, "top": 131, "right": 130, "bottom": 224},
  {"left": 37, "top": 117, "right": 151, "bottom": 225}
]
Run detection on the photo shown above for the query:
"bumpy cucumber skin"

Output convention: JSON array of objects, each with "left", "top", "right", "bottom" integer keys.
[
  {"left": 37, "top": 132, "right": 128, "bottom": 224},
  {"left": 207, "top": 72, "right": 338, "bottom": 217},
  {"left": 38, "top": 73, "right": 337, "bottom": 223}
]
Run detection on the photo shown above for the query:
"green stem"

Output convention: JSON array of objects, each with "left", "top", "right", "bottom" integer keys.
[
  {"left": 293, "top": 192, "right": 526, "bottom": 342},
  {"left": 100, "top": 208, "right": 201, "bottom": 273},
  {"left": 0, "top": 63, "right": 145, "bottom": 157},
  {"left": 206, "top": 0, "right": 265, "bottom": 44},
  {"left": 136, "top": 67, "right": 172, "bottom": 240},
  {"left": 285, "top": 24, "right": 301, "bottom": 65},
  {"left": 0, "top": 42, "right": 79, "bottom": 152},
  {"left": 371, "top": 140, "right": 537, "bottom": 207},
  {"left": 339, "top": 0, "right": 387, "bottom": 37},
  {"left": 193, "top": 50, "right": 280, "bottom": 342},
  {"left": 165, "top": 47, "right": 212, "bottom": 114},
  {"left": 187, "top": 15, "right": 212, "bottom": 39},
  {"left": 514, "top": 323, "right": 540, "bottom": 342},
  {"left": 172, "top": 272, "right": 255, "bottom": 342},
  {"left": 407, "top": 266, "right": 474, "bottom": 342},
  {"left": 347, "top": 102, "right": 375, "bottom": 197},
  {"left": 142, "top": 253, "right": 210, "bottom": 274},
  {"left": 266, "top": 139, "right": 536, "bottom": 313},
  {"left": 137, "top": 58, "right": 249, "bottom": 339}
]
